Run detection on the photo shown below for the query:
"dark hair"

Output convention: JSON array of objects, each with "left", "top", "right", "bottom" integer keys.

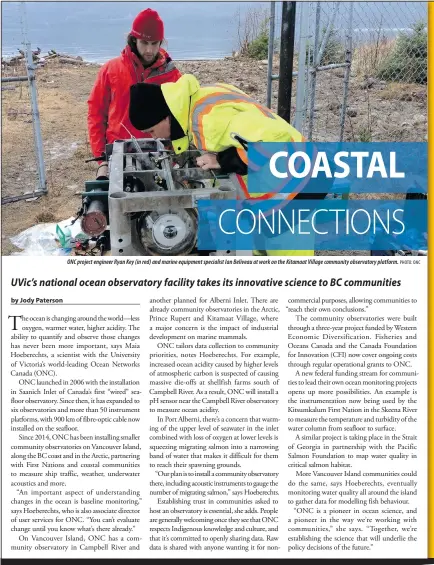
[{"left": 127, "top": 33, "right": 140, "bottom": 58}]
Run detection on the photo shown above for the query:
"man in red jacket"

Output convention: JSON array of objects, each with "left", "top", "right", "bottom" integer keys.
[{"left": 87, "top": 8, "right": 182, "bottom": 179}]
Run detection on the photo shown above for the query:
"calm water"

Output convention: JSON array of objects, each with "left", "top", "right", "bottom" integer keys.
[
  {"left": 2, "top": 1, "right": 260, "bottom": 61},
  {"left": 1, "top": 1, "right": 427, "bottom": 62}
]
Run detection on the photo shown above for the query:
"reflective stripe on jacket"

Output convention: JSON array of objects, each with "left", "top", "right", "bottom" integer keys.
[
  {"left": 87, "top": 46, "right": 181, "bottom": 158},
  {"left": 161, "top": 74, "right": 303, "bottom": 156}
]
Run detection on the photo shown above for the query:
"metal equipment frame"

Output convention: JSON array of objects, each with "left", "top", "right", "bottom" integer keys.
[{"left": 107, "top": 140, "right": 238, "bottom": 256}]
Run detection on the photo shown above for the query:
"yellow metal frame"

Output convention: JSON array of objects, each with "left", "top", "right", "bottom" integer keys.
[{"left": 429, "top": 2, "right": 433, "bottom": 559}]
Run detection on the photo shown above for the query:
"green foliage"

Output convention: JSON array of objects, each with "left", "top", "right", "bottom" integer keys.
[
  {"left": 357, "top": 125, "right": 373, "bottom": 143},
  {"left": 307, "top": 26, "right": 344, "bottom": 66},
  {"left": 320, "top": 26, "right": 345, "bottom": 65},
  {"left": 235, "top": 7, "right": 271, "bottom": 60},
  {"left": 246, "top": 30, "right": 269, "bottom": 59},
  {"left": 377, "top": 22, "right": 427, "bottom": 84}
]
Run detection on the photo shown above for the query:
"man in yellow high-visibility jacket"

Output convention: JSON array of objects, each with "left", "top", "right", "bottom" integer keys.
[{"left": 129, "top": 74, "right": 328, "bottom": 256}]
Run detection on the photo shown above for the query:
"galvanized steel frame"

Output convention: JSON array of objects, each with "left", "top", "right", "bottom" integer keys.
[
  {"left": 1, "top": 42, "right": 47, "bottom": 204},
  {"left": 108, "top": 141, "right": 238, "bottom": 256},
  {"left": 267, "top": 1, "right": 354, "bottom": 141}
]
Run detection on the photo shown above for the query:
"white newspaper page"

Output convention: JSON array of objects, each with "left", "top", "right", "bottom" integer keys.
[{"left": 1, "top": 256, "right": 428, "bottom": 559}]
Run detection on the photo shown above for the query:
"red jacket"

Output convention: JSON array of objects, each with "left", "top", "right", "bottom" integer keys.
[{"left": 87, "top": 46, "right": 181, "bottom": 158}]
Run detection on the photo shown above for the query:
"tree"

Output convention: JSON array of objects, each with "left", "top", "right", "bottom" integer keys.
[{"left": 377, "top": 22, "right": 427, "bottom": 84}]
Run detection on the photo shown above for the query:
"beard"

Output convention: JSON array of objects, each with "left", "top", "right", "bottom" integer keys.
[{"left": 140, "top": 52, "right": 159, "bottom": 68}]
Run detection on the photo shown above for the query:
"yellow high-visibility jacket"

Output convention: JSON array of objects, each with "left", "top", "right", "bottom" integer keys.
[
  {"left": 161, "top": 74, "right": 303, "bottom": 156},
  {"left": 161, "top": 74, "right": 313, "bottom": 256}
]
